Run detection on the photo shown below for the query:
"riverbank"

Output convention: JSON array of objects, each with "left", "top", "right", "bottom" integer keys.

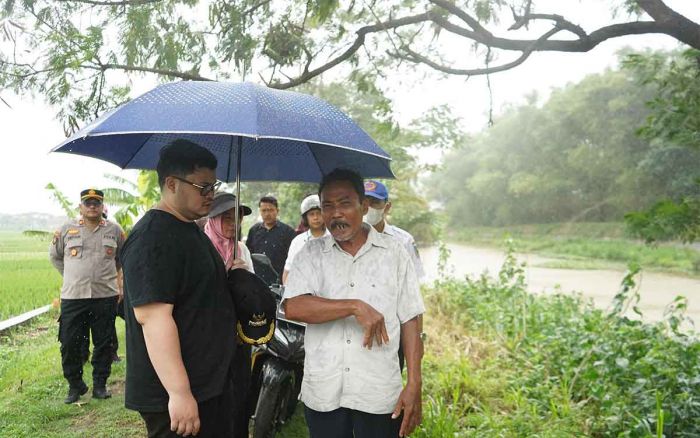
[
  {"left": 421, "top": 243, "right": 700, "bottom": 324},
  {"left": 450, "top": 223, "right": 700, "bottom": 277}
]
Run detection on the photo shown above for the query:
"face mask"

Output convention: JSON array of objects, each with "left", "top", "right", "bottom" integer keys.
[{"left": 364, "top": 206, "right": 385, "bottom": 226}]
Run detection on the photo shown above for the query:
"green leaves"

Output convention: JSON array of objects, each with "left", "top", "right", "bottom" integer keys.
[
  {"left": 625, "top": 49, "right": 700, "bottom": 150},
  {"left": 427, "top": 250, "right": 700, "bottom": 435},
  {"left": 44, "top": 183, "right": 77, "bottom": 219}
]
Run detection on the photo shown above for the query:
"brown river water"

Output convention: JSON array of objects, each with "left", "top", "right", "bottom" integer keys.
[{"left": 421, "top": 243, "right": 700, "bottom": 325}]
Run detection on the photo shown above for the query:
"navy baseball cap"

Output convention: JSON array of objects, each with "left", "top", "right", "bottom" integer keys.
[{"left": 364, "top": 180, "right": 389, "bottom": 201}]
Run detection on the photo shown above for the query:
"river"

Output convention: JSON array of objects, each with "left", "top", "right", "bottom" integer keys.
[{"left": 421, "top": 243, "right": 700, "bottom": 324}]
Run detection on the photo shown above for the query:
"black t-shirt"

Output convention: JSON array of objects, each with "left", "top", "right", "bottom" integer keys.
[
  {"left": 121, "top": 209, "right": 236, "bottom": 412},
  {"left": 245, "top": 221, "right": 296, "bottom": 280}
]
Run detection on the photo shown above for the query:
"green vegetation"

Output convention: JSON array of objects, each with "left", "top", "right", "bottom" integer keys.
[
  {"left": 623, "top": 49, "right": 700, "bottom": 244},
  {"left": 2, "top": 242, "right": 699, "bottom": 436},
  {"left": 452, "top": 223, "right": 700, "bottom": 276},
  {"left": 0, "top": 232, "right": 61, "bottom": 320},
  {"left": 431, "top": 53, "right": 700, "bottom": 229},
  {"left": 0, "top": 317, "right": 143, "bottom": 437},
  {"left": 417, "top": 252, "right": 700, "bottom": 436}
]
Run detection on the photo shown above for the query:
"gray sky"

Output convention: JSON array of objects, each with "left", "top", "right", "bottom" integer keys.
[{"left": 0, "top": 0, "right": 696, "bottom": 215}]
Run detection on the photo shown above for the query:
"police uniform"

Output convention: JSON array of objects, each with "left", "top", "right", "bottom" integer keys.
[{"left": 49, "top": 189, "right": 125, "bottom": 402}]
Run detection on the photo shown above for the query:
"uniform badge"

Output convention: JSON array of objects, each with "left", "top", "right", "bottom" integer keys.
[
  {"left": 70, "top": 248, "right": 78, "bottom": 257},
  {"left": 248, "top": 313, "right": 268, "bottom": 327},
  {"left": 68, "top": 229, "right": 79, "bottom": 235},
  {"left": 106, "top": 247, "right": 114, "bottom": 256}
]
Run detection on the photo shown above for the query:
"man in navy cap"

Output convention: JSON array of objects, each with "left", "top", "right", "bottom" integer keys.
[
  {"left": 364, "top": 180, "right": 426, "bottom": 371},
  {"left": 363, "top": 180, "right": 425, "bottom": 281},
  {"left": 50, "top": 188, "right": 126, "bottom": 403}
]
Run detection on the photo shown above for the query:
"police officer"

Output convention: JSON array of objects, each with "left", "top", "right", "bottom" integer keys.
[{"left": 50, "top": 189, "right": 125, "bottom": 404}]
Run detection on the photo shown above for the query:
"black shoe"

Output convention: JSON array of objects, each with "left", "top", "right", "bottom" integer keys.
[
  {"left": 92, "top": 385, "right": 112, "bottom": 399},
  {"left": 64, "top": 382, "right": 88, "bottom": 404}
]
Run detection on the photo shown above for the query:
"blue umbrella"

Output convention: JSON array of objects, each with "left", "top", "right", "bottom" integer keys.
[
  {"left": 51, "top": 81, "right": 394, "bottom": 254},
  {"left": 51, "top": 81, "right": 394, "bottom": 183}
]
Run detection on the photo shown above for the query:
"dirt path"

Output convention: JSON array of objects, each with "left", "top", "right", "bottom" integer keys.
[{"left": 421, "top": 243, "right": 700, "bottom": 324}]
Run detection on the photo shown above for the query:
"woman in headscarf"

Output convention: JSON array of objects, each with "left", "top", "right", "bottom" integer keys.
[
  {"left": 203, "top": 191, "right": 256, "bottom": 437},
  {"left": 204, "top": 192, "right": 254, "bottom": 273}
]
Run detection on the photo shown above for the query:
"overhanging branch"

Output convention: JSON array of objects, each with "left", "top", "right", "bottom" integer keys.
[
  {"left": 271, "top": 12, "right": 431, "bottom": 89},
  {"left": 395, "top": 26, "right": 562, "bottom": 76}
]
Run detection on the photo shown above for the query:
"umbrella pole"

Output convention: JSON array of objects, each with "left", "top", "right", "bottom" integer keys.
[{"left": 233, "top": 137, "right": 242, "bottom": 260}]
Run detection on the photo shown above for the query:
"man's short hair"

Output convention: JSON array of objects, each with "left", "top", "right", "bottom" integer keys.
[
  {"left": 319, "top": 168, "right": 365, "bottom": 201},
  {"left": 259, "top": 196, "right": 278, "bottom": 208},
  {"left": 156, "top": 139, "right": 217, "bottom": 188}
]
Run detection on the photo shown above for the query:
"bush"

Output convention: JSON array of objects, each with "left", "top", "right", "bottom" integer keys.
[{"left": 421, "top": 246, "right": 700, "bottom": 436}]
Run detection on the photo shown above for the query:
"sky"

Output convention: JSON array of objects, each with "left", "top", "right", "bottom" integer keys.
[{"left": 0, "top": 0, "right": 697, "bottom": 216}]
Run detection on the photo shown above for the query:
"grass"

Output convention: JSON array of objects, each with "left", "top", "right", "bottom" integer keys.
[
  {"left": 452, "top": 222, "right": 700, "bottom": 276},
  {"left": 0, "top": 232, "right": 61, "bottom": 320},
  {"left": 0, "top": 316, "right": 143, "bottom": 437}
]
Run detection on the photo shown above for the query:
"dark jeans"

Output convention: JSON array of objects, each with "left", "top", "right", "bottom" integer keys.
[
  {"left": 304, "top": 406, "right": 401, "bottom": 438},
  {"left": 59, "top": 296, "right": 117, "bottom": 387},
  {"left": 139, "top": 384, "right": 234, "bottom": 438},
  {"left": 231, "top": 343, "right": 252, "bottom": 438}
]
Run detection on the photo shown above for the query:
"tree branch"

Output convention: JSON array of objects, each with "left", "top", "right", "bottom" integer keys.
[
  {"left": 637, "top": 0, "right": 700, "bottom": 49},
  {"left": 509, "top": 13, "right": 587, "bottom": 39},
  {"left": 395, "top": 26, "right": 562, "bottom": 76},
  {"left": 55, "top": 0, "right": 162, "bottom": 6},
  {"left": 90, "top": 63, "right": 212, "bottom": 81},
  {"left": 271, "top": 12, "right": 431, "bottom": 89},
  {"left": 431, "top": 14, "right": 674, "bottom": 52}
]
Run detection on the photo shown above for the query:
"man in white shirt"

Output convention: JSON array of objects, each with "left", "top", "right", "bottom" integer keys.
[
  {"left": 284, "top": 169, "right": 424, "bottom": 438},
  {"left": 282, "top": 194, "right": 330, "bottom": 284}
]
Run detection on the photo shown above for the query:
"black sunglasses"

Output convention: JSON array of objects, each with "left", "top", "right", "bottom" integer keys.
[{"left": 172, "top": 176, "right": 222, "bottom": 196}]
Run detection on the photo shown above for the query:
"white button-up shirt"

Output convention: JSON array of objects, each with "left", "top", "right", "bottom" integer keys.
[
  {"left": 284, "top": 225, "right": 425, "bottom": 414},
  {"left": 283, "top": 228, "right": 331, "bottom": 273},
  {"left": 382, "top": 223, "right": 425, "bottom": 283}
]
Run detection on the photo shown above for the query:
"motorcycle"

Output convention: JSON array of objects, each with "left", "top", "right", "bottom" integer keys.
[{"left": 248, "top": 254, "right": 306, "bottom": 438}]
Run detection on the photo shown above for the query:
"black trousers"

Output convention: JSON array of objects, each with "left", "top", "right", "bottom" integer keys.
[
  {"left": 230, "top": 343, "right": 252, "bottom": 438},
  {"left": 304, "top": 406, "right": 401, "bottom": 438},
  {"left": 140, "top": 384, "right": 234, "bottom": 438},
  {"left": 59, "top": 296, "right": 117, "bottom": 387},
  {"left": 111, "top": 299, "right": 125, "bottom": 356}
]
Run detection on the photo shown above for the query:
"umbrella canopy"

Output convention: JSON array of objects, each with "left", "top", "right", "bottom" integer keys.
[{"left": 51, "top": 81, "right": 394, "bottom": 182}]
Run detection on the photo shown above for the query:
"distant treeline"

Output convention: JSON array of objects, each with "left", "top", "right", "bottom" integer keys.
[
  {"left": 431, "top": 52, "right": 700, "bottom": 228},
  {"left": 0, "top": 213, "right": 67, "bottom": 232}
]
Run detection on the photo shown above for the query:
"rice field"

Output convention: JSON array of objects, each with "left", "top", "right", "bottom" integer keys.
[{"left": 0, "top": 232, "right": 61, "bottom": 320}]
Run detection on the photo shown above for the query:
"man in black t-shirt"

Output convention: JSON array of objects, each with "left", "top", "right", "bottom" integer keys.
[
  {"left": 245, "top": 196, "right": 296, "bottom": 281},
  {"left": 121, "top": 140, "right": 237, "bottom": 437}
]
